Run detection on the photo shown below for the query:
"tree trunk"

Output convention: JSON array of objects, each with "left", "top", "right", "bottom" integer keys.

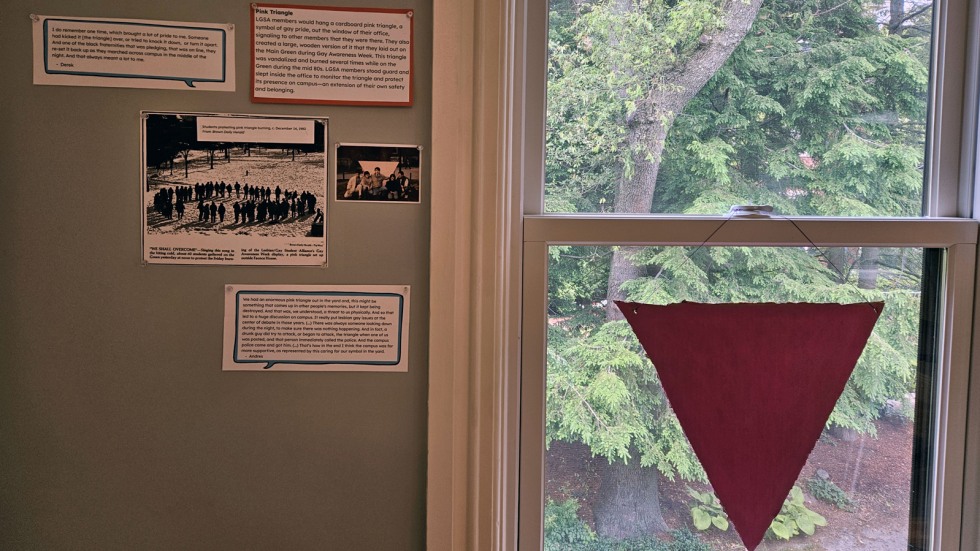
[
  {"left": 604, "top": 0, "right": 765, "bottom": 312},
  {"left": 856, "top": 247, "right": 880, "bottom": 290},
  {"left": 606, "top": 117, "right": 672, "bottom": 318},
  {"left": 889, "top": 0, "right": 904, "bottom": 34},
  {"left": 888, "top": 0, "right": 905, "bottom": 34},
  {"left": 594, "top": 448, "right": 670, "bottom": 538},
  {"left": 824, "top": 247, "right": 850, "bottom": 283}
]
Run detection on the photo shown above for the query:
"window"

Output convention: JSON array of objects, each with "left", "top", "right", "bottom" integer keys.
[
  {"left": 543, "top": 0, "right": 936, "bottom": 218},
  {"left": 510, "top": 0, "right": 980, "bottom": 550},
  {"left": 520, "top": 219, "right": 976, "bottom": 549},
  {"left": 543, "top": 243, "right": 937, "bottom": 548}
]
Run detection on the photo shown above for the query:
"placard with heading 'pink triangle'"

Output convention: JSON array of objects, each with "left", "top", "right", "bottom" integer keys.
[{"left": 616, "top": 300, "right": 883, "bottom": 550}]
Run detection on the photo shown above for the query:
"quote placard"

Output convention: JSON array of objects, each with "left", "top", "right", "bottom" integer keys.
[
  {"left": 223, "top": 285, "right": 410, "bottom": 371},
  {"left": 251, "top": 4, "right": 413, "bottom": 105},
  {"left": 33, "top": 15, "right": 235, "bottom": 91}
]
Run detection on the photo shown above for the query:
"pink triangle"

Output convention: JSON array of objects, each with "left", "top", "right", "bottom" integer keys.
[{"left": 615, "top": 301, "right": 883, "bottom": 550}]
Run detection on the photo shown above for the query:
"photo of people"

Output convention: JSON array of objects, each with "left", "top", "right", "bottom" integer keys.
[
  {"left": 144, "top": 114, "right": 327, "bottom": 238},
  {"left": 335, "top": 144, "right": 421, "bottom": 203},
  {"left": 141, "top": 112, "right": 328, "bottom": 265}
]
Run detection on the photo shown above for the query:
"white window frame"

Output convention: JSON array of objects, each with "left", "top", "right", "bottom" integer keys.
[
  {"left": 520, "top": 218, "right": 977, "bottom": 550},
  {"left": 427, "top": 0, "right": 980, "bottom": 549}
]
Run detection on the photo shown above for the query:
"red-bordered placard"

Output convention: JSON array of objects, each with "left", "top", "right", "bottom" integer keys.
[{"left": 251, "top": 4, "right": 413, "bottom": 106}]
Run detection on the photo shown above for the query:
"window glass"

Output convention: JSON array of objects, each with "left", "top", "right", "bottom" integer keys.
[
  {"left": 545, "top": 245, "right": 931, "bottom": 549},
  {"left": 545, "top": 0, "right": 933, "bottom": 217}
]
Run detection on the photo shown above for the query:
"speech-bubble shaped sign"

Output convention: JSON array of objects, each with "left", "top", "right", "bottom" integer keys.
[
  {"left": 223, "top": 286, "right": 410, "bottom": 372},
  {"left": 34, "top": 16, "right": 233, "bottom": 90}
]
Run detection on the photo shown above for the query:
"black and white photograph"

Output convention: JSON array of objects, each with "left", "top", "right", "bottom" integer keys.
[
  {"left": 335, "top": 143, "right": 421, "bottom": 203},
  {"left": 142, "top": 112, "right": 328, "bottom": 265}
]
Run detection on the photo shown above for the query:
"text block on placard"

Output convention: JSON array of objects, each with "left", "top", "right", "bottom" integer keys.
[
  {"left": 251, "top": 4, "right": 413, "bottom": 105},
  {"left": 34, "top": 15, "right": 234, "bottom": 91},
  {"left": 223, "top": 285, "right": 410, "bottom": 371}
]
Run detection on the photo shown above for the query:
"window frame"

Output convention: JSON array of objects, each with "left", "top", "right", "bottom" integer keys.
[{"left": 519, "top": 217, "right": 977, "bottom": 549}]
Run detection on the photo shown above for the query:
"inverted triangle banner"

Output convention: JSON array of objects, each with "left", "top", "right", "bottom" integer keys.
[{"left": 616, "top": 301, "right": 883, "bottom": 550}]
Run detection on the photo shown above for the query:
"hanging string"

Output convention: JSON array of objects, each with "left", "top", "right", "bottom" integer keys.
[
  {"left": 779, "top": 216, "right": 847, "bottom": 281},
  {"left": 775, "top": 215, "right": 882, "bottom": 314},
  {"left": 646, "top": 213, "right": 733, "bottom": 294},
  {"left": 645, "top": 209, "right": 882, "bottom": 313},
  {"left": 684, "top": 212, "right": 736, "bottom": 266}
]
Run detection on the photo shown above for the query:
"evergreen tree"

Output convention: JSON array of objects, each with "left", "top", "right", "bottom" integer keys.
[{"left": 546, "top": 0, "right": 929, "bottom": 539}]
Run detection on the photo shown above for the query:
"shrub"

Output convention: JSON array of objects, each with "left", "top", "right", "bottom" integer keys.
[
  {"left": 544, "top": 498, "right": 712, "bottom": 551},
  {"left": 664, "top": 528, "right": 711, "bottom": 551},
  {"left": 767, "top": 486, "right": 828, "bottom": 540},
  {"left": 686, "top": 486, "right": 827, "bottom": 542},
  {"left": 806, "top": 475, "right": 855, "bottom": 511},
  {"left": 608, "top": 529, "right": 709, "bottom": 551},
  {"left": 687, "top": 487, "right": 730, "bottom": 532},
  {"left": 608, "top": 537, "right": 671, "bottom": 551},
  {"left": 544, "top": 498, "right": 599, "bottom": 551}
]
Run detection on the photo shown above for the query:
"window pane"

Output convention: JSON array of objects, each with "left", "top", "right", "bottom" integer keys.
[
  {"left": 544, "top": 245, "right": 932, "bottom": 549},
  {"left": 545, "top": 0, "right": 933, "bottom": 216}
]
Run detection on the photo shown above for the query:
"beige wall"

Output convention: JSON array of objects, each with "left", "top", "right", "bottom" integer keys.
[{"left": 0, "top": 1, "right": 432, "bottom": 549}]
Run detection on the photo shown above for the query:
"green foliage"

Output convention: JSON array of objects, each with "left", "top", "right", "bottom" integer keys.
[
  {"left": 549, "top": 0, "right": 930, "bottom": 216},
  {"left": 661, "top": 529, "right": 712, "bottom": 551},
  {"left": 767, "top": 486, "right": 828, "bottom": 540},
  {"left": 829, "top": 283, "right": 919, "bottom": 434},
  {"left": 544, "top": 499, "right": 712, "bottom": 551},
  {"left": 549, "top": 246, "right": 613, "bottom": 317},
  {"left": 547, "top": 319, "right": 705, "bottom": 480},
  {"left": 545, "top": 0, "right": 734, "bottom": 212},
  {"left": 806, "top": 475, "right": 855, "bottom": 511},
  {"left": 607, "top": 528, "right": 712, "bottom": 551},
  {"left": 683, "top": 486, "right": 828, "bottom": 539},
  {"left": 550, "top": 244, "right": 923, "bottom": 472},
  {"left": 544, "top": 498, "right": 599, "bottom": 550},
  {"left": 544, "top": 0, "right": 931, "bottom": 533},
  {"left": 687, "top": 487, "right": 730, "bottom": 531}
]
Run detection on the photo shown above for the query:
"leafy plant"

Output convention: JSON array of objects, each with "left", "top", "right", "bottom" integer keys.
[
  {"left": 663, "top": 528, "right": 712, "bottom": 551},
  {"left": 544, "top": 498, "right": 598, "bottom": 551},
  {"left": 687, "top": 487, "right": 730, "bottom": 532},
  {"left": 544, "top": 497, "right": 714, "bottom": 551},
  {"left": 602, "top": 528, "right": 711, "bottom": 551},
  {"left": 687, "top": 486, "right": 828, "bottom": 541},
  {"left": 768, "top": 486, "right": 828, "bottom": 540},
  {"left": 607, "top": 537, "right": 672, "bottom": 551},
  {"left": 807, "top": 475, "right": 855, "bottom": 511}
]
